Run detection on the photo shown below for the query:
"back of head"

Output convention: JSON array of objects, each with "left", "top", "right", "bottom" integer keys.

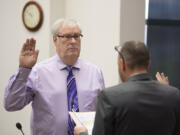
[{"left": 121, "top": 41, "right": 150, "bottom": 70}]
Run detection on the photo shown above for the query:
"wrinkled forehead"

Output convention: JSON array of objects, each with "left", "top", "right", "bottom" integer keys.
[{"left": 59, "top": 23, "right": 81, "bottom": 34}]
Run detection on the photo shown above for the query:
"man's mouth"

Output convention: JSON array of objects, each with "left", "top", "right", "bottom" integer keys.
[{"left": 68, "top": 48, "right": 77, "bottom": 50}]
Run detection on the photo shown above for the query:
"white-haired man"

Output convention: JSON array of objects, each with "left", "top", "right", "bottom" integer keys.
[{"left": 4, "top": 19, "right": 105, "bottom": 135}]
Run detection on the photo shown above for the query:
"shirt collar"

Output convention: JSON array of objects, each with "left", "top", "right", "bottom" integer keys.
[{"left": 55, "top": 55, "right": 81, "bottom": 70}]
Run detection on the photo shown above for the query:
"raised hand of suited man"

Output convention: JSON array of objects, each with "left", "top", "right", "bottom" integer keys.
[{"left": 156, "top": 72, "right": 169, "bottom": 85}]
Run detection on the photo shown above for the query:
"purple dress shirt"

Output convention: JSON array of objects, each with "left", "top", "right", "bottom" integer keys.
[{"left": 4, "top": 55, "right": 105, "bottom": 135}]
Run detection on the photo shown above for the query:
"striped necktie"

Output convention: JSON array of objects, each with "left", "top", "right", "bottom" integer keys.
[{"left": 66, "top": 66, "right": 79, "bottom": 135}]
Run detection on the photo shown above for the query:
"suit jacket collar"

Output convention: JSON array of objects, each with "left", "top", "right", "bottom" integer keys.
[{"left": 128, "top": 73, "right": 152, "bottom": 82}]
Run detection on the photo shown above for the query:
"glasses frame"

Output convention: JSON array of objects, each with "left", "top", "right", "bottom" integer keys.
[
  {"left": 114, "top": 46, "right": 125, "bottom": 60},
  {"left": 115, "top": 45, "right": 127, "bottom": 66},
  {"left": 56, "top": 33, "right": 83, "bottom": 41}
]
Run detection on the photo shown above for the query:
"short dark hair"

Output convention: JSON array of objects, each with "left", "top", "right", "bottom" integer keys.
[{"left": 120, "top": 41, "right": 150, "bottom": 70}]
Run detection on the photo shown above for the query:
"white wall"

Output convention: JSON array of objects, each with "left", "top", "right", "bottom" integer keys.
[
  {"left": 0, "top": 0, "right": 50, "bottom": 134},
  {"left": 65, "top": 0, "right": 120, "bottom": 87},
  {"left": 0, "top": 0, "right": 145, "bottom": 134},
  {"left": 49, "top": 0, "right": 65, "bottom": 56},
  {"left": 120, "top": 0, "right": 145, "bottom": 44}
]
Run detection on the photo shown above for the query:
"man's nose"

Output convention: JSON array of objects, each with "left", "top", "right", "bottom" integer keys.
[{"left": 70, "top": 37, "right": 76, "bottom": 43}]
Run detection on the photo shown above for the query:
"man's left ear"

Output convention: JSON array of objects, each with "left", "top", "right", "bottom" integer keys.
[
  {"left": 119, "top": 58, "right": 126, "bottom": 71},
  {"left": 53, "top": 35, "right": 57, "bottom": 42}
]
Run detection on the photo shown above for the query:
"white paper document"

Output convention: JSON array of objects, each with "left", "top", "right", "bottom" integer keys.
[{"left": 69, "top": 111, "right": 95, "bottom": 135}]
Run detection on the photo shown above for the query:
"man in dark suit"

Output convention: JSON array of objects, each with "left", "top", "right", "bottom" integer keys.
[{"left": 74, "top": 41, "right": 180, "bottom": 135}]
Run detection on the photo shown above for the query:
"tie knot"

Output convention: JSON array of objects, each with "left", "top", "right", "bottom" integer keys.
[{"left": 66, "top": 66, "right": 72, "bottom": 72}]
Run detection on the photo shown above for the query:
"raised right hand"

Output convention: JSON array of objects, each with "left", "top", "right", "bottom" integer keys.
[
  {"left": 156, "top": 72, "right": 169, "bottom": 85},
  {"left": 19, "top": 38, "right": 39, "bottom": 68}
]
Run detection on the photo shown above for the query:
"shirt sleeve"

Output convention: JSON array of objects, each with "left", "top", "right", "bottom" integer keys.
[
  {"left": 99, "top": 69, "right": 105, "bottom": 90},
  {"left": 92, "top": 91, "right": 115, "bottom": 135},
  {"left": 3, "top": 67, "right": 36, "bottom": 111}
]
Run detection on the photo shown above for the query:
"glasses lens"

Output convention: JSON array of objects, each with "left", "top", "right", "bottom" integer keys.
[
  {"left": 64, "top": 35, "right": 72, "bottom": 39},
  {"left": 66, "top": 34, "right": 81, "bottom": 40},
  {"left": 73, "top": 34, "right": 80, "bottom": 39}
]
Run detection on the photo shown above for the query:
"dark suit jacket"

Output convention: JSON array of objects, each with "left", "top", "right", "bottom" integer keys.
[{"left": 92, "top": 73, "right": 180, "bottom": 135}]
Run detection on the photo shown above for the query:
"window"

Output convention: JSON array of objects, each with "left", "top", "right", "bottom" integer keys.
[{"left": 146, "top": 0, "right": 180, "bottom": 89}]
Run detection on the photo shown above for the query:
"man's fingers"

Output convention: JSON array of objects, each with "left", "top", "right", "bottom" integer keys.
[
  {"left": 161, "top": 72, "right": 166, "bottom": 79},
  {"left": 29, "top": 38, "right": 36, "bottom": 51},
  {"left": 165, "top": 77, "right": 169, "bottom": 84},
  {"left": 74, "top": 125, "right": 88, "bottom": 135},
  {"left": 25, "top": 39, "right": 30, "bottom": 50},
  {"left": 34, "top": 50, "right": 39, "bottom": 60},
  {"left": 156, "top": 72, "right": 169, "bottom": 85},
  {"left": 21, "top": 43, "right": 26, "bottom": 53},
  {"left": 21, "top": 38, "right": 36, "bottom": 53},
  {"left": 156, "top": 72, "right": 162, "bottom": 81},
  {"left": 156, "top": 72, "right": 160, "bottom": 77}
]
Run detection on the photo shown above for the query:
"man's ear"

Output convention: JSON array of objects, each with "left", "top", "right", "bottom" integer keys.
[
  {"left": 53, "top": 35, "right": 57, "bottom": 42},
  {"left": 119, "top": 58, "right": 126, "bottom": 71},
  {"left": 122, "top": 59, "right": 126, "bottom": 71}
]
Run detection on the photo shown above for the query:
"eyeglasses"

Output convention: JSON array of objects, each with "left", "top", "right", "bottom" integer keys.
[
  {"left": 114, "top": 45, "right": 125, "bottom": 61},
  {"left": 56, "top": 33, "right": 83, "bottom": 41}
]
